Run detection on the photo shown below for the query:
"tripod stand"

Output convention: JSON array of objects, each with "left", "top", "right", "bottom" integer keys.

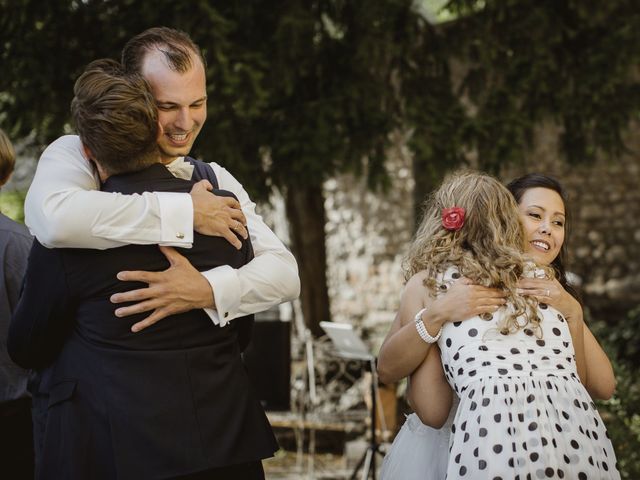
[
  {"left": 319, "top": 321, "right": 387, "bottom": 480},
  {"left": 349, "top": 358, "right": 385, "bottom": 480}
]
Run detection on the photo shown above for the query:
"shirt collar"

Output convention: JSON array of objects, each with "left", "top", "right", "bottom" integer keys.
[{"left": 164, "top": 156, "right": 195, "bottom": 180}]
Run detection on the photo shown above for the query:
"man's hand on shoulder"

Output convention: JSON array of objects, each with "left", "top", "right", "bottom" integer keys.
[
  {"left": 190, "top": 180, "right": 247, "bottom": 249},
  {"left": 110, "top": 246, "right": 214, "bottom": 332}
]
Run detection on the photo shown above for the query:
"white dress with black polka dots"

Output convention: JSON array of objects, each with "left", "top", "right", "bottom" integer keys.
[{"left": 437, "top": 267, "right": 619, "bottom": 480}]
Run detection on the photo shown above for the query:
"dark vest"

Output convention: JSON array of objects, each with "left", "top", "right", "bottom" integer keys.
[{"left": 186, "top": 157, "right": 254, "bottom": 352}]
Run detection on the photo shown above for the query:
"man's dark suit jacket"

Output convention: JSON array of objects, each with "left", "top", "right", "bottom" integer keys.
[{"left": 8, "top": 163, "right": 277, "bottom": 480}]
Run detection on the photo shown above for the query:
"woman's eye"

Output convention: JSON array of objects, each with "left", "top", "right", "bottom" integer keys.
[
  {"left": 554, "top": 221, "right": 564, "bottom": 227},
  {"left": 528, "top": 213, "right": 541, "bottom": 219}
]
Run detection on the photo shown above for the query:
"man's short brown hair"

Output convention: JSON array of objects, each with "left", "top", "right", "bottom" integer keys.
[
  {"left": 121, "top": 26, "right": 206, "bottom": 75},
  {"left": 0, "top": 128, "right": 16, "bottom": 185},
  {"left": 71, "top": 59, "right": 159, "bottom": 176}
]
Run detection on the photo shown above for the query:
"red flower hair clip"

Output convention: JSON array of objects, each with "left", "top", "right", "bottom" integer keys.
[{"left": 442, "top": 207, "right": 465, "bottom": 231}]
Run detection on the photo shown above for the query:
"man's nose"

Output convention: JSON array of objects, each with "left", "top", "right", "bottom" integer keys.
[{"left": 173, "top": 108, "right": 193, "bottom": 131}]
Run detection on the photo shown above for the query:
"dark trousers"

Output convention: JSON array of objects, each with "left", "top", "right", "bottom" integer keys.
[
  {"left": 0, "top": 397, "right": 35, "bottom": 480},
  {"left": 171, "top": 460, "right": 265, "bottom": 480}
]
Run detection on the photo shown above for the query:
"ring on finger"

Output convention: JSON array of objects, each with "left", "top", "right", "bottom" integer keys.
[{"left": 545, "top": 289, "right": 550, "bottom": 297}]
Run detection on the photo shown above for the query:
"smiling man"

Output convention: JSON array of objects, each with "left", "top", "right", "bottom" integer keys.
[
  {"left": 124, "top": 31, "right": 207, "bottom": 162},
  {"left": 24, "top": 27, "right": 299, "bottom": 333}
]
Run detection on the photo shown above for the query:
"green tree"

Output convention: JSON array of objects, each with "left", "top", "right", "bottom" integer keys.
[
  {"left": 591, "top": 308, "right": 640, "bottom": 479},
  {"left": 1, "top": 1, "right": 638, "bottom": 335},
  {"left": 433, "top": 0, "right": 640, "bottom": 167},
  {"left": 405, "top": 0, "right": 640, "bottom": 220}
]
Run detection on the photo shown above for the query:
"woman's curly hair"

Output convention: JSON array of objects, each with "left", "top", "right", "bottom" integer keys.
[{"left": 404, "top": 170, "right": 552, "bottom": 336}]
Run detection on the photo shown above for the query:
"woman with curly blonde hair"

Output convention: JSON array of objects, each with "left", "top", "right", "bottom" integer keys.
[
  {"left": 378, "top": 170, "right": 618, "bottom": 479},
  {"left": 404, "top": 170, "right": 549, "bottom": 337}
]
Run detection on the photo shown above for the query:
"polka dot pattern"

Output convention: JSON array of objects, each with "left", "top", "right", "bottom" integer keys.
[{"left": 435, "top": 267, "right": 620, "bottom": 479}]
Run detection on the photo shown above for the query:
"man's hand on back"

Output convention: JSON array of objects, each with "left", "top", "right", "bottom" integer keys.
[
  {"left": 190, "top": 180, "right": 247, "bottom": 249},
  {"left": 111, "top": 246, "right": 214, "bottom": 332}
]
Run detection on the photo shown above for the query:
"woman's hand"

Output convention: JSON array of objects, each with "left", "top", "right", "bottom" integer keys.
[
  {"left": 427, "top": 278, "right": 507, "bottom": 328},
  {"left": 516, "top": 277, "right": 581, "bottom": 322}
]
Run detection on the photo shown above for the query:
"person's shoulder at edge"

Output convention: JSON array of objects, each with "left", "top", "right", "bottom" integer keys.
[{"left": 0, "top": 214, "right": 31, "bottom": 238}]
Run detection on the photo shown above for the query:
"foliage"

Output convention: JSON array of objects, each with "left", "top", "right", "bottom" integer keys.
[
  {"left": 597, "top": 362, "right": 640, "bottom": 480},
  {"left": 591, "top": 307, "right": 640, "bottom": 479},
  {"left": 0, "top": 0, "right": 640, "bottom": 202},
  {"left": 5, "top": 1, "right": 637, "bottom": 194},
  {"left": 0, "top": 190, "right": 26, "bottom": 224},
  {"left": 596, "top": 305, "right": 640, "bottom": 367},
  {"left": 432, "top": 0, "right": 640, "bottom": 171},
  {"left": 1, "top": 0, "right": 638, "bottom": 194}
]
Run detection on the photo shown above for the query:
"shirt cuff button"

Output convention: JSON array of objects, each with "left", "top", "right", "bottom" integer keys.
[{"left": 176, "top": 232, "right": 185, "bottom": 239}]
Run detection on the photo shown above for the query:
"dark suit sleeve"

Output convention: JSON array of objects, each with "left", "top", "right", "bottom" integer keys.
[{"left": 7, "top": 240, "right": 75, "bottom": 369}]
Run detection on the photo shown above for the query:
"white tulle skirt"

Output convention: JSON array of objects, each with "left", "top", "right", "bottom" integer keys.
[{"left": 380, "top": 401, "right": 457, "bottom": 480}]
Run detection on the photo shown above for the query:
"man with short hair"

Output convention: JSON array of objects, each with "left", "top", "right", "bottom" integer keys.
[
  {"left": 24, "top": 27, "right": 299, "bottom": 334},
  {"left": 9, "top": 59, "right": 277, "bottom": 479}
]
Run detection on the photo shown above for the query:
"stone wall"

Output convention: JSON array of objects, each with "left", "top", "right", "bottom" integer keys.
[
  {"left": 324, "top": 132, "right": 415, "bottom": 347},
  {"left": 320, "top": 121, "right": 640, "bottom": 340}
]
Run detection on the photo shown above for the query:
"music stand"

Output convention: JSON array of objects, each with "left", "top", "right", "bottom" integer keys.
[{"left": 320, "top": 322, "right": 385, "bottom": 480}]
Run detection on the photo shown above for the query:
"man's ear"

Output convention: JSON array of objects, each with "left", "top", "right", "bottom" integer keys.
[
  {"left": 156, "top": 121, "right": 164, "bottom": 142},
  {"left": 82, "top": 144, "right": 95, "bottom": 161},
  {"left": 82, "top": 144, "right": 108, "bottom": 181}
]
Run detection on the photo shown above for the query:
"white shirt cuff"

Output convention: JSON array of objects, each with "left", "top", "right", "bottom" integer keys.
[
  {"left": 201, "top": 265, "right": 241, "bottom": 326},
  {"left": 156, "top": 192, "right": 194, "bottom": 246}
]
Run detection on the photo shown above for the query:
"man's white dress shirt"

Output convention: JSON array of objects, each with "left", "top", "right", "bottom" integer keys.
[{"left": 25, "top": 135, "right": 300, "bottom": 326}]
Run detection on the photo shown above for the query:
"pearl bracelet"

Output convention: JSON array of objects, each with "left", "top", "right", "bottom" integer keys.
[{"left": 414, "top": 307, "right": 442, "bottom": 344}]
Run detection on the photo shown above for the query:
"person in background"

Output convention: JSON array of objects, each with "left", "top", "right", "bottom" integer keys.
[{"left": 0, "top": 128, "right": 34, "bottom": 478}]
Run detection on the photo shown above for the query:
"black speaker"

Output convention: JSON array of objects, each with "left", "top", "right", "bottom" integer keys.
[{"left": 243, "top": 319, "right": 291, "bottom": 411}]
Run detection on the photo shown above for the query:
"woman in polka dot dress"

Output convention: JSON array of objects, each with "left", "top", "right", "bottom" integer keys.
[
  {"left": 434, "top": 265, "right": 617, "bottom": 479},
  {"left": 380, "top": 171, "right": 619, "bottom": 479}
]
